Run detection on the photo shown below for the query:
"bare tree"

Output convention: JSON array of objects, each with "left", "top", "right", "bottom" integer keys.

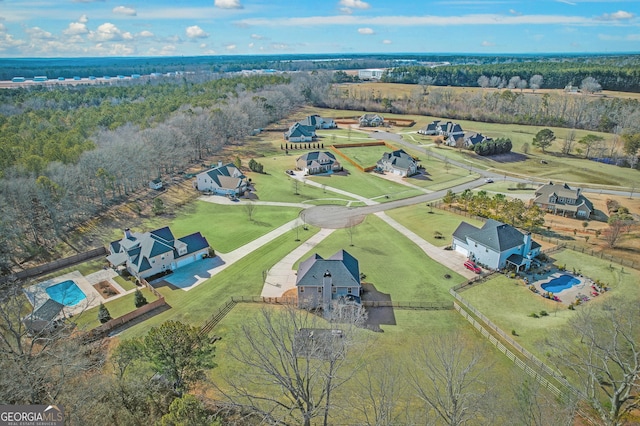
[
  {"left": 218, "top": 305, "right": 365, "bottom": 426},
  {"left": 561, "top": 129, "right": 577, "bottom": 155},
  {"left": 511, "top": 376, "right": 577, "bottom": 426},
  {"left": 529, "top": 75, "right": 544, "bottom": 92},
  {"left": 346, "top": 216, "right": 359, "bottom": 246},
  {"left": 407, "top": 333, "right": 495, "bottom": 426},
  {"left": 544, "top": 297, "right": 640, "bottom": 426},
  {"left": 419, "top": 76, "right": 435, "bottom": 94},
  {"left": 580, "top": 77, "right": 602, "bottom": 95},
  {"left": 477, "top": 75, "right": 490, "bottom": 89},
  {"left": 244, "top": 200, "right": 256, "bottom": 221},
  {"left": 508, "top": 76, "right": 522, "bottom": 90}
]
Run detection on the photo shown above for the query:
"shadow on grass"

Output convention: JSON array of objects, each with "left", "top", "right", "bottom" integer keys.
[
  {"left": 107, "top": 302, "right": 172, "bottom": 337},
  {"left": 361, "top": 283, "right": 396, "bottom": 332},
  {"left": 488, "top": 152, "right": 529, "bottom": 163}
]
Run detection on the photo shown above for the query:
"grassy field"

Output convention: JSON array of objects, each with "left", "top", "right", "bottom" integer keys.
[
  {"left": 73, "top": 287, "right": 156, "bottom": 330},
  {"left": 113, "top": 275, "right": 136, "bottom": 291},
  {"left": 386, "top": 204, "right": 484, "bottom": 247},
  {"left": 117, "top": 226, "right": 321, "bottom": 339},
  {"left": 461, "top": 248, "right": 640, "bottom": 359},
  {"left": 209, "top": 303, "right": 521, "bottom": 425},
  {"left": 336, "top": 144, "right": 396, "bottom": 168},
  {"left": 292, "top": 214, "right": 464, "bottom": 302}
]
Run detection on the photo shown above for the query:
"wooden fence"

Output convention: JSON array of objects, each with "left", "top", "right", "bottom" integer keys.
[
  {"left": 1, "top": 246, "right": 107, "bottom": 285},
  {"left": 450, "top": 288, "right": 578, "bottom": 398},
  {"left": 361, "top": 300, "right": 452, "bottom": 310},
  {"left": 84, "top": 296, "right": 167, "bottom": 341},
  {"left": 140, "top": 278, "right": 163, "bottom": 299},
  {"left": 330, "top": 141, "right": 402, "bottom": 173}
]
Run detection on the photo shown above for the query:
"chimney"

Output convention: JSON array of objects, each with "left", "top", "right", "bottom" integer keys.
[
  {"left": 124, "top": 228, "right": 132, "bottom": 239},
  {"left": 322, "top": 271, "right": 332, "bottom": 310},
  {"left": 523, "top": 232, "right": 532, "bottom": 255},
  {"left": 218, "top": 160, "right": 223, "bottom": 168}
]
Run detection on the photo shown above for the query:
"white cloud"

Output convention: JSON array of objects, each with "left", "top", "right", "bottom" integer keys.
[
  {"left": 358, "top": 27, "right": 375, "bottom": 34},
  {"left": 598, "top": 33, "right": 640, "bottom": 41},
  {"left": 340, "top": 7, "right": 352, "bottom": 14},
  {"left": 556, "top": 0, "right": 576, "bottom": 5},
  {"left": 509, "top": 9, "right": 521, "bottom": 16},
  {"left": 79, "top": 14, "right": 89, "bottom": 24},
  {"left": 481, "top": 40, "right": 494, "bottom": 46},
  {"left": 226, "top": 43, "right": 237, "bottom": 50},
  {"left": 382, "top": 39, "right": 392, "bottom": 44},
  {"left": 250, "top": 33, "right": 263, "bottom": 39},
  {"left": 339, "top": 0, "right": 370, "bottom": 10},
  {"left": 185, "top": 25, "right": 208, "bottom": 38},
  {"left": 597, "top": 10, "right": 634, "bottom": 21},
  {"left": 25, "top": 26, "right": 54, "bottom": 40},
  {"left": 113, "top": 6, "right": 137, "bottom": 16},
  {"left": 64, "top": 22, "right": 89, "bottom": 35},
  {"left": 214, "top": 0, "right": 243, "bottom": 9},
  {"left": 248, "top": 42, "right": 254, "bottom": 48},
  {"left": 138, "top": 30, "right": 154, "bottom": 37},
  {"left": 89, "top": 23, "right": 133, "bottom": 42},
  {"left": 270, "top": 43, "right": 290, "bottom": 50}
]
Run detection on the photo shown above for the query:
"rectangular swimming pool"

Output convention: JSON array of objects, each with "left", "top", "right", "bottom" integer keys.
[{"left": 46, "top": 280, "right": 87, "bottom": 306}]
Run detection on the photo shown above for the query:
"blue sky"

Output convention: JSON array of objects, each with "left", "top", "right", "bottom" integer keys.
[{"left": 0, "top": 0, "right": 638, "bottom": 57}]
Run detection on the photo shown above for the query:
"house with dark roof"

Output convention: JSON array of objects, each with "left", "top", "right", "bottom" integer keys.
[
  {"left": 107, "top": 227, "right": 210, "bottom": 279},
  {"left": 298, "top": 114, "right": 337, "bottom": 130},
  {"left": 419, "top": 120, "right": 464, "bottom": 142},
  {"left": 296, "top": 151, "right": 342, "bottom": 175},
  {"left": 532, "top": 182, "right": 593, "bottom": 219},
  {"left": 296, "top": 250, "right": 361, "bottom": 310},
  {"left": 284, "top": 122, "right": 316, "bottom": 142},
  {"left": 452, "top": 219, "right": 541, "bottom": 271},
  {"left": 359, "top": 114, "right": 384, "bottom": 127},
  {"left": 460, "top": 132, "right": 492, "bottom": 148},
  {"left": 376, "top": 149, "right": 418, "bottom": 177},
  {"left": 417, "top": 120, "right": 441, "bottom": 135},
  {"left": 195, "top": 162, "right": 248, "bottom": 196}
]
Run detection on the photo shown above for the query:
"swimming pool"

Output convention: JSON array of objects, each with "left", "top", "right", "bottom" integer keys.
[
  {"left": 541, "top": 274, "right": 581, "bottom": 293},
  {"left": 46, "top": 280, "right": 87, "bottom": 306}
]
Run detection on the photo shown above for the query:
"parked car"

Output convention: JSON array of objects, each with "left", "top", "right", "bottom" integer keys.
[
  {"left": 484, "top": 178, "right": 494, "bottom": 183},
  {"left": 464, "top": 260, "right": 482, "bottom": 274}
]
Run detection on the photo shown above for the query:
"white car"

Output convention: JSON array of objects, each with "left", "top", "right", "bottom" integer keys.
[{"left": 485, "top": 178, "right": 494, "bottom": 183}]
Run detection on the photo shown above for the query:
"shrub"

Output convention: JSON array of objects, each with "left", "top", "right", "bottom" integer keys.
[
  {"left": 528, "top": 312, "right": 540, "bottom": 318},
  {"left": 539, "top": 310, "right": 548, "bottom": 317},
  {"left": 98, "top": 303, "right": 111, "bottom": 324},
  {"left": 511, "top": 329, "right": 518, "bottom": 336},
  {"left": 134, "top": 289, "right": 148, "bottom": 308}
]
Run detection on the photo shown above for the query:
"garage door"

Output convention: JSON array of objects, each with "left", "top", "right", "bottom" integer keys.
[
  {"left": 176, "top": 254, "right": 196, "bottom": 269},
  {"left": 454, "top": 244, "right": 468, "bottom": 257}
]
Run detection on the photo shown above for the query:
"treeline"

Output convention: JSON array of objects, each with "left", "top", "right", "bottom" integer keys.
[
  {"left": 384, "top": 61, "right": 640, "bottom": 93},
  {"left": 473, "top": 138, "right": 512, "bottom": 156},
  {"left": 0, "top": 72, "right": 332, "bottom": 272}
]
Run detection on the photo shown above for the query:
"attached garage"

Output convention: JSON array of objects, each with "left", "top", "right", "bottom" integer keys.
[
  {"left": 175, "top": 254, "right": 196, "bottom": 269},
  {"left": 454, "top": 244, "right": 469, "bottom": 257}
]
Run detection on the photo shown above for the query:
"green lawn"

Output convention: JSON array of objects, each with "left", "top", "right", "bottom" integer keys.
[
  {"left": 166, "top": 200, "right": 302, "bottom": 253},
  {"left": 386, "top": 204, "right": 484, "bottom": 247},
  {"left": 336, "top": 144, "right": 397, "bottom": 168},
  {"left": 118, "top": 226, "right": 322, "bottom": 339},
  {"left": 308, "top": 167, "right": 424, "bottom": 201},
  {"left": 73, "top": 287, "right": 156, "bottom": 331},
  {"left": 113, "top": 275, "right": 136, "bottom": 291},
  {"left": 461, "top": 248, "right": 640, "bottom": 359},
  {"left": 292, "top": 214, "right": 465, "bottom": 302}
]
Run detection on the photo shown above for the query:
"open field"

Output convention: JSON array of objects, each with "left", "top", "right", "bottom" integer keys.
[
  {"left": 462, "top": 248, "right": 640, "bottom": 359},
  {"left": 336, "top": 144, "right": 395, "bottom": 168},
  {"left": 292, "top": 214, "right": 465, "bottom": 302},
  {"left": 386, "top": 204, "right": 485, "bottom": 247},
  {"left": 336, "top": 82, "right": 640, "bottom": 102},
  {"left": 209, "top": 303, "right": 521, "bottom": 425}
]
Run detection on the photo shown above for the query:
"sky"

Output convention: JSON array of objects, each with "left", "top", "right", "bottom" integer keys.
[{"left": 0, "top": 0, "right": 638, "bottom": 57}]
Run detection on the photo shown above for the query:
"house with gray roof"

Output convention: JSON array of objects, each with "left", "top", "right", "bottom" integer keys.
[
  {"left": 532, "top": 182, "right": 593, "bottom": 219},
  {"left": 419, "top": 120, "right": 464, "bottom": 142},
  {"left": 376, "top": 149, "right": 418, "bottom": 177},
  {"left": 452, "top": 219, "right": 541, "bottom": 271},
  {"left": 195, "top": 162, "right": 248, "bottom": 196},
  {"left": 284, "top": 122, "right": 316, "bottom": 142},
  {"left": 460, "top": 132, "right": 492, "bottom": 148},
  {"left": 107, "top": 227, "right": 210, "bottom": 279},
  {"left": 296, "top": 151, "right": 342, "bottom": 175},
  {"left": 359, "top": 114, "right": 384, "bottom": 127},
  {"left": 296, "top": 250, "right": 361, "bottom": 310},
  {"left": 298, "top": 114, "right": 337, "bottom": 130},
  {"left": 418, "top": 120, "right": 441, "bottom": 135}
]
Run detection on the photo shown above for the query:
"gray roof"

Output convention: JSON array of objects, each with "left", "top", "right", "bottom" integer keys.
[
  {"left": 286, "top": 122, "right": 316, "bottom": 138},
  {"left": 202, "top": 163, "right": 246, "bottom": 190},
  {"left": 533, "top": 182, "right": 593, "bottom": 213},
  {"left": 296, "top": 250, "right": 360, "bottom": 288},
  {"left": 377, "top": 149, "right": 416, "bottom": 171},
  {"left": 454, "top": 219, "right": 530, "bottom": 252}
]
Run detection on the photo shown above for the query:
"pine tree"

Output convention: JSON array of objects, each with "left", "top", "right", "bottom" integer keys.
[
  {"left": 134, "top": 289, "right": 148, "bottom": 308},
  {"left": 98, "top": 303, "right": 112, "bottom": 324}
]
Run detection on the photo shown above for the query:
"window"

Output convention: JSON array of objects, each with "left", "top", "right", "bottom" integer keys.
[
  {"left": 332, "top": 287, "right": 337, "bottom": 294},
  {"left": 347, "top": 288, "right": 352, "bottom": 294},
  {"left": 300, "top": 287, "right": 304, "bottom": 293},
  {"left": 318, "top": 287, "right": 322, "bottom": 293}
]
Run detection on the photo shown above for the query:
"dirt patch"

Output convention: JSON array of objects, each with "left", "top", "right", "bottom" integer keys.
[
  {"left": 489, "top": 152, "right": 529, "bottom": 163},
  {"left": 93, "top": 280, "right": 120, "bottom": 299}
]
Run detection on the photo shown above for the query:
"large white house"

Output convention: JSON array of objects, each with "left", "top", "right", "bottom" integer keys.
[
  {"left": 296, "top": 250, "right": 361, "bottom": 310},
  {"left": 376, "top": 149, "right": 418, "bottom": 177},
  {"left": 107, "top": 226, "right": 210, "bottom": 279},
  {"left": 532, "top": 182, "right": 593, "bottom": 219},
  {"left": 452, "top": 219, "right": 541, "bottom": 272},
  {"left": 296, "top": 151, "right": 342, "bottom": 175},
  {"left": 195, "top": 163, "right": 248, "bottom": 196}
]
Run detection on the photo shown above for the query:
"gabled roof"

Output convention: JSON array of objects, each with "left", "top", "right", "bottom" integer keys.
[
  {"left": 287, "top": 122, "right": 316, "bottom": 138},
  {"left": 533, "top": 182, "right": 592, "bottom": 212},
  {"left": 177, "top": 232, "right": 209, "bottom": 257},
  {"left": 296, "top": 250, "right": 360, "bottom": 288},
  {"left": 464, "top": 132, "right": 491, "bottom": 145},
  {"left": 201, "top": 163, "right": 246, "bottom": 190},
  {"left": 454, "top": 219, "right": 529, "bottom": 253},
  {"left": 378, "top": 149, "right": 416, "bottom": 170},
  {"left": 360, "top": 113, "right": 383, "bottom": 121},
  {"left": 467, "top": 219, "right": 527, "bottom": 252},
  {"left": 297, "top": 151, "right": 337, "bottom": 166}
]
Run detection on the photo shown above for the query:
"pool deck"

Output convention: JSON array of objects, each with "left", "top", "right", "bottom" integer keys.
[
  {"left": 24, "top": 269, "right": 139, "bottom": 319},
  {"left": 529, "top": 269, "right": 596, "bottom": 304}
]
